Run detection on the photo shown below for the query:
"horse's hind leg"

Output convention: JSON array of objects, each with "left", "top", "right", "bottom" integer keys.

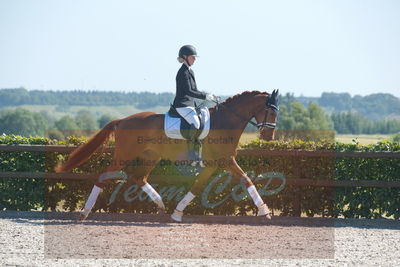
[
  {"left": 141, "top": 181, "right": 166, "bottom": 214},
  {"left": 79, "top": 161, "right": 128, "bottom": 220},
  {"left": 125, "top": 154, "right": 166, "bottom": 213},
  {"left": 79, "top": 139, "right": 142, "bottom": 220},
  {"left": 171, "top": 166, "right": 217, "bottom": 222}
]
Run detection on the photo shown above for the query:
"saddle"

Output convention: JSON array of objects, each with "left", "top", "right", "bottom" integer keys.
[{"left": 164, "top": 104, "right": 210, "bottom": 140}]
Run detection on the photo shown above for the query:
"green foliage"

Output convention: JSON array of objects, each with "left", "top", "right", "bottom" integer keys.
[
  {"left": 242, "top": 139, "right": 400, "bottom": 219},
  {"left": 3, "top": 89, "right": 400, "bottom": 135},
  {"left": 46, "top": 129, "right": 65, "bottom": 140},
  {"left": 277, "top": 100, "right": 333, "bottom": 136},
  {"left": 75, "top": 110, "right": 98, "bottom": 130},
  {"left": 298, "top": 92, "right": 400, "bottom": 121},
  {"left": 281, "top": 101, "right": 333, "bottom": 130},
  {"left": 393, "top": 133, "right": 400, "bottom": 143},
  {"left": 0, "top": 135, "right": 53, "bottom": 210},
  {"left": 54, "top": 115, "right": 79, "bottom": 131},
  {"left": 308, "top": 102, "right": 333, "bottom": 130},
  {"left": 98, "top": 114, "right": 116, "bottom": 128},
  {"left": 1, "top": 136, "right": 399, "bottom": 219},
  {"left": 53, "top": 111, "right": 100, "bottom": 139},
  {"left": 319, "top": 92, "right": 352, "bottom": 111},
  {"left": 0, "top": 88, "right": 174, "bottom": 109},
  {"left": 331, "top": 111, "right": 400, "bottom": 134},
  {"left": 0, "top": 108, "right": 48, "bottom": 137}
]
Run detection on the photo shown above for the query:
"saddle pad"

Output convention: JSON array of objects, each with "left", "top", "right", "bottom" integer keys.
[{"left": 164, "top": 107, "right": 210, "bottom": 140}]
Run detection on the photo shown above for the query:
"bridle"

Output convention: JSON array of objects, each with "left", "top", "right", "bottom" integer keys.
[
  {"left": 214, "top": 94, "right": 279, "bottom": 130},
  {"left": 255, "top": 103, "right": 279, "bottom": 129}
]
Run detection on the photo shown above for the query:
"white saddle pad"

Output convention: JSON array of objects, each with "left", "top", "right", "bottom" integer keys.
[{"left": 164, "top": 106, "right": 210, "bottom": 140}]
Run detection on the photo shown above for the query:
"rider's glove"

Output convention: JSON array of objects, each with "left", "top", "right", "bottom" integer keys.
[{"left": 206, "top": 94, "right": 218, "bottom": 102}]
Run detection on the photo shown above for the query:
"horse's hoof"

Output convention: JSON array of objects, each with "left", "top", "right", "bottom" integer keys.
[
  {"left": 171, "top": 209, "right": 183, "bottom": 222},
  {"left": 259, "top": 214, "right": 272, "bottom": 224},
  {"left": 78, "top": 210, "right": 89, "bottom": 221},
  {"left": 257, "top": 203, "right": 271, "bottom": 216},
  {"left": 78, "top": 213, "right": 88, "bottom": 221}
]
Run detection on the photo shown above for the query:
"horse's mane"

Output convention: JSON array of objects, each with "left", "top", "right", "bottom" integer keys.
[{"left": 210, "top": 90, "right": 267, "bottom": 112}]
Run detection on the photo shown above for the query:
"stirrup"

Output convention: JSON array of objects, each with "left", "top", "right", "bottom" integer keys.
[{"left": 190, "top": 159, "right": 205, "bottom": 168}]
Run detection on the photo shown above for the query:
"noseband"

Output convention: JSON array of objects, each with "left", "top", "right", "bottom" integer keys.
[{"left": 256, "top": 103, "right": 279, "bottom": 129}]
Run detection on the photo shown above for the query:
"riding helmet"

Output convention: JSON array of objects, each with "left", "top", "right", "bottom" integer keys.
[{"left": 178, "top": 45, "right": 198, "bottom": 58}]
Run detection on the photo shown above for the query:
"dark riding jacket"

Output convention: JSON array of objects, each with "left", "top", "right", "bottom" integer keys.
[{"left": 173, "top": 64, "right": 207, "bottom": 108}]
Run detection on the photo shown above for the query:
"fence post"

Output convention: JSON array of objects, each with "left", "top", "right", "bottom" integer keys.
[{"left": 293, "top": 155, "right": 301, "bottom": 217}]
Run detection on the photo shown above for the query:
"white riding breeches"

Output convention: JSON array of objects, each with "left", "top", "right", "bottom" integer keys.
[{"left": 176, "top": 106, "right": 201, "bottom": 129}]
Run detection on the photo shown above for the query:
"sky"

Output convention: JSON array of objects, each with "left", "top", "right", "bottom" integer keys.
[{"left": 0, "top": 0, "right": 399, "bottom": 97}]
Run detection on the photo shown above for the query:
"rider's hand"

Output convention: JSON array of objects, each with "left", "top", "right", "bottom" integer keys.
[{"left": 206, "top": 94, "right": 218, "bottom": 102}]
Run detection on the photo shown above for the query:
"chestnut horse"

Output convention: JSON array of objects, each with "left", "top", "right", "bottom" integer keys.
[{"left": 56, "top": 90, "right": 279, "bottom": 222}]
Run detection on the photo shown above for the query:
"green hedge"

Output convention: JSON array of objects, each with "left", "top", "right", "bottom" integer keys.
[
  {"left": 241, "top": 139, "right": 400, "bottom": 219},
  {"left": 1, "top": 135, "right": 399, "bottom": 219}
]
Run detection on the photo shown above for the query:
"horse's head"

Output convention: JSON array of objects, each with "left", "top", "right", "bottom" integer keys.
[{"left": 253, "top": 89, "right": 279, "bottom": 141}]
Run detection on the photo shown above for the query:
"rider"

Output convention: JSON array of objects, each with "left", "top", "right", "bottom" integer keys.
[{"left": 173, "top": 45, "right": 218, "bottom": 161}]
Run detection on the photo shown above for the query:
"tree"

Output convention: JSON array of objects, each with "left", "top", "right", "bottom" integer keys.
[
  {"left": 55, "top": 115, "right": 79, "bottom": 131},
  {"left": 0, "top": 108, "right": 48, "bottom": 136},
  {"left": 308, "top": 102, "right": 333, "bottom": 130},
  {"left": 75, "top": 110, "right": 98, "bottom": 130},
  {"left": 280, "top": 93, "right": 296, "bottom": 113},
  {"left": 276, "top": 101, "right": 334, "bottom": 141},
  {"left": 54, "top": 115, "right": 80, "bottom": 137},
  {"left": 330, "top": 111, "right": 400, "bottom": 134},
  {"left": 98, "top": 114, "right": 116, "bottom": 128},
  {"left": 0, "top": 88, "right": 30, "bottom": 106},
  {"left": 278, "top": 101, "right": 333, "bottom": 130},
  {"left": 393, "top": 133, "right": 400, "bottom": 143},
  {"left": 319, "top": 92, "right": 352, "bottom": 111}
]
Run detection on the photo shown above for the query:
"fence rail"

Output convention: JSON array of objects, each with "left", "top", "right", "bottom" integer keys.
[
  {"left": 1, "top": 144, "right": 399, "bottom": 188},
  {"left": 1, "top": 144, "right": 400, "bottom": 157}
]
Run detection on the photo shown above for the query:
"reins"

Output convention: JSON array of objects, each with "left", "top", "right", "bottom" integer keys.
[
  {"left": 212, "top": 97, "right": 278, "bottom": 130},
  {"left": 167, "top": 93, "right": 279, "bottom": 131}
]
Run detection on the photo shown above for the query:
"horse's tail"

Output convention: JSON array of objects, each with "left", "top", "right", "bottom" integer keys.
[{"left": 55, "top": 119, "right": 120, "bottom": 173}]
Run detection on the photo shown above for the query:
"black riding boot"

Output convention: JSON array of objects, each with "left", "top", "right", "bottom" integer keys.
[{"left": 187, "top": 124, "right": 201, "bottom": 162}]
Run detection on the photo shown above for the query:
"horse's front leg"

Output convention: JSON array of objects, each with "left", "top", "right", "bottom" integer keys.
[
  {"left": 171, "top": 166, "right": 217, "bottom": 222},
  {"left": 226, "top": 156, "right": 271, "bottom": 219}
]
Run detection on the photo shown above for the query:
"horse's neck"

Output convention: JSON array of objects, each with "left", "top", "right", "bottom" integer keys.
[{"left": 211, "top": 100, "right": 254, "bottom": 130}]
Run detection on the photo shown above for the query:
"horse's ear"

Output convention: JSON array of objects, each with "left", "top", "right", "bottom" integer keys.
[
  {"left": 272, "top": 89, "right": 279, "bottom": 99},
  {"left": 267, "top": 90, "right": 274, "bottom": 105},
  {"left": 266, "top": 89, "right": 280, "bottom": 110}
]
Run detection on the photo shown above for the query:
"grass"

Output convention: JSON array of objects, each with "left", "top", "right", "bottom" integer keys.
[
  {"left": 240, "top": 132, "right": 260, "bottom": 144},
  {"left": 239, "top": 132, "right": 393, "bottom": 145},
  {"left": 335, "top": 134, "right": 392, "bottom": 145}
]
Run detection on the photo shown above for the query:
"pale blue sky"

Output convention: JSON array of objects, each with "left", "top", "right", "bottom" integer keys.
[{"left": 0, "top": 0, "right": 399, "bottom": 97}]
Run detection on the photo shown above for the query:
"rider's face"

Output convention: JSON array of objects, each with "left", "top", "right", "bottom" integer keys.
[{"left": 187, "top": 55, "right": 196, "bottom": 66}]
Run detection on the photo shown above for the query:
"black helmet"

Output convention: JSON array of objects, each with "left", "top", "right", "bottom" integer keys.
[{"left": 178, "top": 45, "right": 197, "bottom": 58}]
